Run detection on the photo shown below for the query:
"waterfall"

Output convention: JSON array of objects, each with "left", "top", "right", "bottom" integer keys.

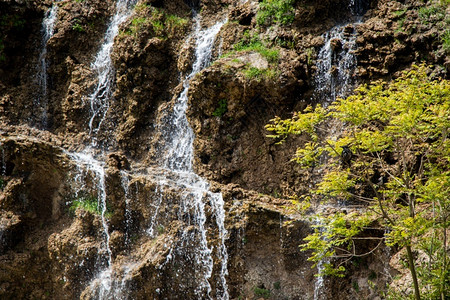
[
  {"left": 68, "top": 151, "right": 112, "bottom": 267},
  {"left": 151, "top": 15, "right": 229, "bottom": 299},
  {"left": 87, "top": 0, "right": 136, "bottom": 146},
  {"left": 120, "top": 170, "right": 133, "bottom": 246},
  {"left": 314, "top": 23, "right": 359, "bottom": 105},
  {"left": 312, "top": 218, "right": 327, "bottom": 300},
  {"left": 349, "top": 0, "right": 370, "bottom": 16},
  {"left": 65, "top": 0, "right": 136, "bottom": 298},
  {"left": 313, "top": 0, "right": 367, "bottom": 105},
  {"left": 1, "top": 146, "right": 5, "bottom": 176},
  {"left": 312, "top": 1, "right": 365, "bottom": 297},
  {"left": 34, "top": 4, "right": 58, "bottom": 128},
  {"left": 158, "top": 17, "right": 225, "bottom": 171}
]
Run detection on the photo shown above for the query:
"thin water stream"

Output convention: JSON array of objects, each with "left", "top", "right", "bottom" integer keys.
[
  {"left": 312, "top": 1, "right": 368, "bottom": 298},
  {"left": 149, "top": 14, "right": 229, "bottom": 299},
  {"left": 87, "top": 0, "right": 136, "bottom": 146},
  {"left": 34, "top": 3, "right": 58, "bottom": 128}
]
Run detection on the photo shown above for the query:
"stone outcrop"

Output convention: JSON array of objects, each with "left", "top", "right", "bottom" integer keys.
[{"left": 0, "top": 0, "right": 448, "bottom": 298}]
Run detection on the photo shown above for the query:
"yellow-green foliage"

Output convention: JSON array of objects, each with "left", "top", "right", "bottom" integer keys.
[{"left": 267, "top": 65, "right": 450, "bottom": 299}]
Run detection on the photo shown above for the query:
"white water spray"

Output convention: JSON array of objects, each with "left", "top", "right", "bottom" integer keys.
[
  {"left": 70, "top": 0, "right": 138, "bottom": 298},
  {"left": 87, "top": 0, "right": 136, "bottom": 144},
  {"left": 161, "top": 17, "right": 226, "bottom": 171},
  {"left": 152, "top": 15, "right": 229, "bottom": 299},
  {"left": 314, "top": 23, "right": 359, "bottom": 105}
]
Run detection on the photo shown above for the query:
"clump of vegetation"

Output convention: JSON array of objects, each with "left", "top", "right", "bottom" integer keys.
[
  {"left": 253, "top": 286, "right": 271, "bottom": 299},
  {"left": 418, "top": 4, "right": 446, "bottom": 24},
  {"left": 273, "top": 281, "right": 281, "bottom": 290},
  {"left": 124, "top": 5, "right": 188, "bottom": 39},
  {"left": 0, "top": 178, "right": 4, "bottom": 190},
  {"left": 234, "top": 30, "right": 279, "bottom": 64},
  {"left": 256, "top": 0, "right": 297, "bottom": 26},
  {"left": 70, "top": 194, "right": 112, "bottom": 218},
  {"left": 212, "top": 99, "right": 228, "bottom": 117},
  {"left": 266, "top": 65, "right": 449, "bottom": 300},
  {"left": 441, "top": 29, "right": 450, "bottom": 53},
  {"left": 226, "top": 30, "right": 280, "bottom": 81},
  {"left": 72, "top": 20, "right": 85, "bottom": 33},
  {"left": 244, "top": 66, "right": 278, "bottom": 81}
]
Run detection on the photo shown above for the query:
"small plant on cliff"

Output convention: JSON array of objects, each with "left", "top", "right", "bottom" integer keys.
[
  {"left": 266, "top": 65, "right": 449, "bottom": 300},
  {"left": 124, "top": 6, "right": 187, "bottom": 38},
  {"left": 70, "top": 194, "right": 112, "bottom": 218},
  {"left": 234, "top": 30, "right": 280, "bottom": 64},
  {"left": 72, "top": 19, "right": 85, "bottom": 32},
  {"left": 244, "top": 66, "right": 278, "bottom": 81},
  {"left": 441, "top": 29, "right": 450, "bottom": 54},
  {"left": 212, "top": 99, "right": 228, "bottom": 117},
  {"left": 253, "top": 286, "right": 271, "bottom": 299},
  {"left": 256, "top": 0, "right": 297, "bottom": 26}
]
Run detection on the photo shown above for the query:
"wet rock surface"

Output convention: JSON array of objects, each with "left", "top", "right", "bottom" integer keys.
[{"left": 0, "top": 0, "right": 448, "bottom": 298}]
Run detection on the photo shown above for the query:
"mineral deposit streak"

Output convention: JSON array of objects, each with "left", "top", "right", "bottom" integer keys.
[{"left": 34, "top": 4, "right": 58, "bottom": 128}]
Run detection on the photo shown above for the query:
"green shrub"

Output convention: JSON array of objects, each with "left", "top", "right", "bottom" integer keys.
[
  {"left": 212, "top": 99, "right": 228, "bottom": 117},
  {"left": 244, "top": 66, "right": 278, "bottom": 81},
  {"left": 273, "top": 281, "right": 281, "bottom": 290},
  {"left": 418, "top": 5, "right": 445, "bottom": 24},
  {"left": 441, "top": 29, "right": 450, "bottom": 53},
  {"left": 234, "top": 31, "right": 279, "bottom": 64},
  {"left": 253, "top": 286, "right": 271, "bottom": 299},
  {"left": 70, "top": 194, "right": 111, "bottom": 217},
  {"left": 124, "top": 6, "right": 187, "bottom": 38},
  {"left": 256, "top": 0, "right": 296, "bottom": 26},
  {"left": 72, "top": 20, "right": 85, "bottom": 32}
]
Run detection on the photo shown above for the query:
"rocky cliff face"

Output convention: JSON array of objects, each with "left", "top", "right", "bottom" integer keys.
[{"left": 0, "top": 0, "right": 448, "bottom": 299}]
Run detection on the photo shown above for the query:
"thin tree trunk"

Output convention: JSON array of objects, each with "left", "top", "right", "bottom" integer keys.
[
  {"left": 441, "top": 219, "right": 447, "bottom": 300},
  {"left": 406, "top": 245, "right": 421, "bottom": 300}
]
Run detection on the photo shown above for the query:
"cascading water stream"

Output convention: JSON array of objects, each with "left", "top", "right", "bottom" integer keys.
[
  {"left": 314, "top": 0, "right": 369, "bottom": 105},
  {"left": 34, "top": 3, "right": 58, "bottom": 128},
  {"left": 87, "top": 0, "right": 136, "bottom": 146},
  {"left": 312, "top": 217, "right": 328, "bottom": 300},
  {"left": 151, "top": 14, "right": 229, "bottom": 299},
  {"left": 314, "top": 23, "right": 359, "bottom": 104},
  {"left": 64, "top": 0, "right": 136, "bottom": 298},
  {"left": 1, "top": 146, "right": 6, "bottom": 176},
  {"left": 68, "top": 5, "right": 229, "bottom": 299},
  {"left": 160, "top": 17, "right": 226, "bottom": 172},
  {"left": 68, "top": 151, "right": 112, "bottom": 267},
  {"left": 312, "top": 1, "right": 367, "bottom": 298}
]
